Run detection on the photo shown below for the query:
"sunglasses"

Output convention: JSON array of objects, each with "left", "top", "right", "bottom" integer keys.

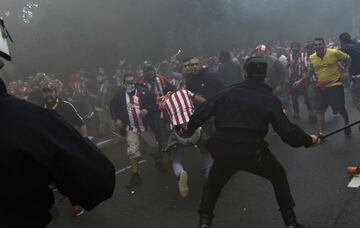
[{"left": 42, "top": 88, "right": 54, "bottom": 93}]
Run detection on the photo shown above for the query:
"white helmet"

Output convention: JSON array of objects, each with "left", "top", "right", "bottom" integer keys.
[{"left": 174, "top": 127, "right": 202, "bottom": 145}]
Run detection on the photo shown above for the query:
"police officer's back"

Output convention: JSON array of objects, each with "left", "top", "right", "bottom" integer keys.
[
  {"left": 188, "top": 57, "right": 318, "bottom": 228},
  {"left": 0, "top": 77, "right": 115, "bottom": 227}
]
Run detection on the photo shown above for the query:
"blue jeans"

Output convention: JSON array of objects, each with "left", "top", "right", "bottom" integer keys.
[{"left": 171, "top": 143, "right": 213, "bottom": 178}]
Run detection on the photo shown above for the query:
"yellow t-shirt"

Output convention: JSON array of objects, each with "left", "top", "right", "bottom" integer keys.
[{"left": 309, "top": 49, "right": 349, "bottom": 87}]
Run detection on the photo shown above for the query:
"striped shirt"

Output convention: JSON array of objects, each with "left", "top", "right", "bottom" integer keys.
[
  {"left": 126, "top": 90, "right": 146, "bottom": 133},
  {"left": 288, "top": 52, "right": 308, "bottom": 77},
  {"left": 142, "top": 75, "right": 169, "bottom": 97},
  {"left": 163, "top": 89, "right": 194, "bottom": 126}
]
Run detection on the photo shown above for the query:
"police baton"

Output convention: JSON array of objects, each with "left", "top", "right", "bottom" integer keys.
[{"left": 319, "top": 120, "right": 360, "bottom": 141}]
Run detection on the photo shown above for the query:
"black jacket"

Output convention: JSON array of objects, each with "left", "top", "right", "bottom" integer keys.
[
  {"left": 217, "top": 61, "right": 243, "bottom": 86},
  {"left": 0, "top": 78, "right": 115, "bottom": 227},
  {"left": 110, "top": 84, "right": 158, "bottom": 135},
  {"left": 188, "top": 80, "right": 312, "bottom": 150},
  {"left": 340, "top": 40, "right": 360, "bottom": 75},
  {"left": 185, "top": 68, "right": 225, "bottom": 100}
]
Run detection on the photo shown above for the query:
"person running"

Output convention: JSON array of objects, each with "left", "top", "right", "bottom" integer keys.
[
  {"left": 110, "top": 73, "right": 165, "bottom": 189},
  {"left": 140, "top": 65, "right": 174, "bottom": 159},
  {"left": 161, "top": 59, "right": 213, "bottom": 198},
  {"left": 186, "top": 57, "right": 320, "bottom": 228},
  {"left": 287, "top": 41, "right": 313, "bottom": 120},
  {"left": 41, "top": 79, "right": 89, "bottom": 216},
  {"left": 185, "top": 57, "right": 225, "bottom": 138},
  {"left": 339, "top": 33, "right": 360, "bottom": 114},
  {"left": 294, "top": 37, "right": 352, "bottom": 136}
]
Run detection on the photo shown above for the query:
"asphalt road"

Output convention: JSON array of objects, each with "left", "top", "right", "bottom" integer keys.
[{"left": 49, "top": 96, "right": 360, "bottom": 228}]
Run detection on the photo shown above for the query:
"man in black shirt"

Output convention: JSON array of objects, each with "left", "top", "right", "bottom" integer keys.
[
  {"left": 0, "top": 75, "right": 115, "bottom": 227},
  {"left": 41, "top": 79, "right": 89, "bottom": 216},
  {"left": 187, "top": 57, "right": 320, "bottom": 228},
  {"left": 186, "top": 57, "right": 225, "bottom": 104},
  {"left": 185, "top": 57, "right": 225, "bottom": 137},
  {"left": 339, "top": 33, "right": 360, "bottom": 112},
  {"left": 42, "top": 79, "right": 88, "bottom": 138}
]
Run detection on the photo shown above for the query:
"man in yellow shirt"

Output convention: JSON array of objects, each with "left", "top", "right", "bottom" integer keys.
[{"left": 295, "top": 37, "right": 351, "bottom": 135}]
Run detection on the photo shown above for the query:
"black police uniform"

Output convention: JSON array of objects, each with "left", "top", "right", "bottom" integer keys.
[
  {"left": 187, "top": 72, "right": 313, "bottom": 227},
  {"left": 0, "top": 78, "right": 115, "bottom": 228}
]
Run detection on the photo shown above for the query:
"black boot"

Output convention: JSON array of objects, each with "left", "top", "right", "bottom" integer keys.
[
  {"left": 199, "top": 213, "right": 213, "bottom": 228},
  {"left": 281, "top": 209, "right": 310, "bottom": 228},
  {"left": 126, "top": 173, "right": 143, "bottom": 189},
  {"left": 151, "top": 153, "right": 168, "bottom": 171}
]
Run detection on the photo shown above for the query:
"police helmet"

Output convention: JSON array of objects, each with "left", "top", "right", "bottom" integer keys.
[{"left": 243, "top": 56, "right": 267, "bottom": 76}]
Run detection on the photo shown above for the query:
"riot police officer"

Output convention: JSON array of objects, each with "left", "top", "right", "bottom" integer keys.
[
  {"left": 186, "top": 57, "right": 320, "bottom": 228},
  {"left": 0, "top": 62, "right": 115, "bottom": 227}
]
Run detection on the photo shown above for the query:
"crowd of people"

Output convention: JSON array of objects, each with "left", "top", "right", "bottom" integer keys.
[
  {"left": 4, "top": 35, "right": 359, "bottom": 137},
  {"left": 2, "top": 32, "right": 360, "bottom": 228}
]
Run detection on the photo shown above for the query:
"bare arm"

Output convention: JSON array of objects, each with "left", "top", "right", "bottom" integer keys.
[
  {"left": 341, "top": 56, "right": 352, "bottom": 80},
  {"left": 293, "top": 65, "right": 315, "bottom": 88},
  {"left": 80, "top": 124, "right": 88, "bottom": 138}
]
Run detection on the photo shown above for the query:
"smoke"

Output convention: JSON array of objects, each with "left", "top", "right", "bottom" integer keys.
[{"left": 0, "top": 0, "right": 359, "bottom": 76}]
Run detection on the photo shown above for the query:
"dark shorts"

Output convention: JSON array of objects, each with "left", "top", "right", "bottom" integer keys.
[{"left": 315, "top": 85, "right": 346, "bottom": 113}]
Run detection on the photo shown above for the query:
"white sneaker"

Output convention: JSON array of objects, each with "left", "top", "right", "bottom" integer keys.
[{"left": 179, "top": 170, "right": 189, "bottom": 198}]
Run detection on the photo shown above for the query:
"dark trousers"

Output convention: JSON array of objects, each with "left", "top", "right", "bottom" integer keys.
[
  {"left": 199, "top": 144, "right": 295, "bottom": 218},
  {"left": 291, "top": 87, "right": 309, "bottom": 113}
]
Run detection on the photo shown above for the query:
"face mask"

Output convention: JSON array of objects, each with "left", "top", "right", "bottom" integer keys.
[
  {"left": 125, "top": 83, "right": 135, "bottom": 93},
  {"left": 45, "top": 94, "right": 56, "bottom": 103}
]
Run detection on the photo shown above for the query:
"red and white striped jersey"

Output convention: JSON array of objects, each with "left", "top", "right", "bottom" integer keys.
[
  {"left": 288, "top": 52, "right": 308, "bottom": 77},
  {"left": 125, "top": 90, "right": 147, "bottom": 133},
  {"left": 170, "top": 78, "right": 187, "bottom": 90},
  {"left": 141, "top": 75, "right": 170, "bottom": 97},
  {"left": 163, "top": 89, "right": 194, "bottom": 126}
]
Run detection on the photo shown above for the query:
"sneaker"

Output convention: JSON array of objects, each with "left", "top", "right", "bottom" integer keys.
[
  {"left": 178, "top": 170, "right": 189, "bottom": 198},
  {"left": 199, "top": 214, "right": 212, "bottom": 228},
  {"left": 199, "top": 225, "right": 210, "bottom": 228},
  {"left": 344, "top": 126, "right": 352, "bottom": 136},
  {"left": 72, "top": 205, "right": 84, "bottom": 217},
  {"left": 126, "top": 173, "right": 143, "bottom": 189}
]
